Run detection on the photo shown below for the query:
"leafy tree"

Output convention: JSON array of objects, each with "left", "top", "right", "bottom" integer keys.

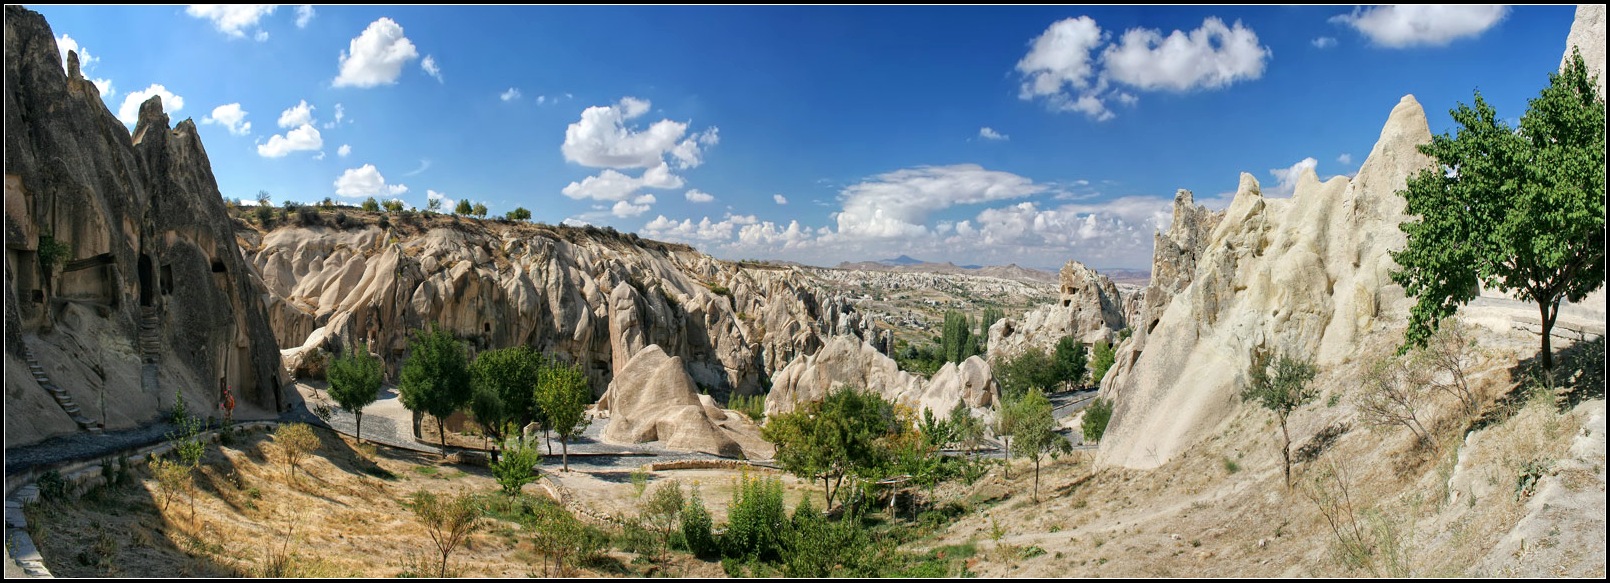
[
  {"left": 723, "top": 471, "right": 788, "bottom": 560},
  {"left": 947, "top": 401, "right": 984, "bottom": 459},
  {"left": 469, "top": 346, "right": 545, "bottom": 452},
  {"left": 781, "top": 497, "right": 869, "bottom": 578},
  {"left": 455, "top": 199, "right": 473, "bottom": 215},
  {"left": 993, "top": 394, "right": 1025, "bottom": 479},
  {"left": 993, "top": 347, "right": 1059, "bottom": 401},
  {"left": 321, "top": 196, "right": 336, "bottom": 209},
  {"left": 1090, "top": 340, "right": 1116, "bottom": 385},
  {"left": 762, "top": 387, "right": 897, "bottom": 508},
  {"left": 537, "top": 360, "right": 592, "bottom": 471},
  {"left": 940, "top": 311, "right": 976, "bottom": 364},
  {"left": 326, "top": 343, "right": 382, "bottom": 444},
  {"left": 680, "top": 485, "right": 719, "bottom": 559},
  {"left": 979, "top": 307, "right": 1004, "bottom": 342},
  {"left": 398, "top": 326, "right": 472, "bottom": 449},
  {"left": 641, "top": 480, "right": 686, "bottom": 539},
  {"left": 1081, "top": 397, "right": 1113, "bottom": 444},
  {"left": 1011, "top": 387, "right": 1071, "bottom": 502},
  {"left": 490, "top": 441, "right": 542, "bottom": 496},
  {"left": 256, "top": 190, "right": 272, "bottom": 206},
  {"left": 471, "top": 202, "right": 488, "bottom": 218},
  {"left": 382, "top": 199, "right": 405, "bottom": 213},
  {"left": 1053, "top": 335, "right": 1088, "bottom": 391},
  {"left": 273, "top": 422, "right": 320, "bottom": 482},
  {"left": 506, "top": 206, "right": 532, "bottom": 221},
  {"left": 409, "top": 490, "right": 483, "bottom": 578},
  {"left": 165, "top": 391, "right": 209, "bottom": 524},
  {"left": 1391, "top": 49, "right": 1605, "bottom": 370},
  {"left": 1239, "top": 348, "right": 1319, "bottom": 489},
  {"left": 361, "top": 197, "right": 380, "bottom": 212},
  {"left": 427, "top": 197, "right": 443, "bottom": 212}
]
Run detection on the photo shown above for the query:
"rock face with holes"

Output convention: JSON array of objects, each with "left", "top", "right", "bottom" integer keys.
[
  {"left": 987, "top": 260, "right": 1127, "bottom": 361},
  {"left": 1097, "top": 94, "right": 1436, "bottom": 469},
  {"left": 3, "top": 5, "right": 287, "bottom": 447}
]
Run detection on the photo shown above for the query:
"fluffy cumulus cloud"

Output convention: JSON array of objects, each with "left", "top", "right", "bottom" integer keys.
[
  {"left": 202, "top": 103, "right": 251, "bottom": 135},
  {"left": 185, "top": 5, "right": 276, "bottom": 39},
  {"left": 1016, "top": 15, "right": 1270, "bottom": 120},
  {"left": 277, "top": 100, "right": 315, "bottom": 128},
  {"left": 684, "top": 189, "right": 715, "bottom": 203},
  {"left": 1330, "top": 5, "right": 1508, "bottom": 48},
  {"left": 642, "top": 215, "right": 739, "bottom": 242},
  {"left": 56, "top": 34, "right": 114, "bottom": 98},
  {"left": 1311, "top": 36, "right": 1337, "bottom": 49},
  {"left": 773, "top": 194, "right": 789, "bottom": 205},
  {"left": 333, "top": 18, "right": 419, "bottom": 88},
  {"left": 612, "top": 194, "right": 657, "bottom": 218},
  {"left": 833, "top": 164, "right": 1046, "bottom": 239},
  {"left": 562, "top": 164, "right": 684, "bottom": 202},
  {"left": 334, "top": 165, "right": 408, "bottom": 198},
  {"left": 338, "top": 144, "right": 351, "bottom": 157},
  {"left": 295, "top": 5, "right": 315, "bottom": 28},
  {"left": 1265, "top": 157, "right": 1319, "bottom": 198},
  {"left": 562, "top": 97, "right": 718, "bottom": 170},
  {"left": 978, "top": 127, "right": 1009, "bottom": 141},
  {"left": 117, "top": 84, "right": 184, "bottom": 125},
  {"left": 500, "top": 87, "right": 521, "bottom": 101},
  {"left": 421, "top": 55, "right": 443, "bottom": 83},
  {"left": 425, "top": 189, "right": 454, "bottom": 209},
  {"left": 257, "top": 124, "right": 323, "bottom": 158}
]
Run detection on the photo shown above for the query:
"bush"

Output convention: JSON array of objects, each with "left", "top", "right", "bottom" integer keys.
[
  {"left": 377, "top": 214, "right": 391, "bottom": 230},
  {"left": 727, "top": 393, "right": 766, "bottom": 422},
  {"left": 1090, "top": 340, "right": 1116, "bottom": 385},
  {"left": 333, "top": 211, "right": 349, "bottom": 229},
  {"left": 37, "top": 233, "right": 70, "bottom": 275},
  {"left": 409, "top": 490, "right": 484, "bottom": 578},
  {"left": 150, "top": 457, "right": 188, "bottom": 511},
  {"left": 506, "top": 207, "right": 531, "bottom": 221},
  {"left": 680, "top": 486, "right": 718, "bottom": 559},
  {"left": 382, "top": 199, "right": 405, "bottom": 213},
  {"left": 296, "top": 205, "right": 322, "bottom": 226},
  {"left": 362, "top": 197, "right": 380, "bottom": 212},
  {"left": 254, "top": 204, "right": 274, "bottom": 226},
  {"left": 273, "top": 423, "right": 320, "bottom": 480},
  {"left": 1081, "top": 397, "right": 1113, "bottom": 443},
  {"left": 642, "top": 480, "right": 685, "bottom": 537},
  {"left": 724, "top": 471, "right": 787, "bottom": 560},
  {"left": 491, "top": 442, "right": 542, "bottom": 496},
  {"left": 36, "top": 469, "right": 69, "bottom": 502}
]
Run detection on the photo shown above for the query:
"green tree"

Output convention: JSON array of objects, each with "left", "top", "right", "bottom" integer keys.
[
  {"left": 398, "top": 326, "right": 472, "bottom": 449},
  {"left": 723, "top": 471, "right": 787, "bottom": 560},
  {"left": 536, "top": 360, "right": 592, "bottom": 471},
  {"left": 409, "top": 490, "right": 483, "bottom": 578},
  {"left": 427, "top": 196, "right": 443, "bottom": 212},
  {"left": 382, "top": 199, "right": 405, "bottom": 213},
  {"left": 361, "top": 197, "right": 380, "bottom": 212},
  {"left": 979, "top": 307, "right": 1004, "bottom": 345},
  {"left": 506, "top": 206, "right": 532, "bottom": 221},
  {"left": 940, "top": 311, "right": 976, "bottom": 364},
  {"left": 993, "top": 347, "right": 1059, "bottom": 401},
  {"left": 455, "top": 199, "right": 473, "bottom": 215},
  {"left": 762, "top": 387, "right": 897, "bottom": 508},
  {"left": 641, "top": 480, "right": 686, "bottom": 539},
  {"left": 469, "top": 346, "right": 544, "bottom": 452},
  {"left": 1081, "top": 397, "right": 1113, "bottom": 444},
  {"left": 1239, "top": 348, "right": 1319, "bottom": 489},
  {"left": 1391, "top": 49, "right": 1605, "bottom": 371},
  {"left": 993, "top": 394, "right": 1025, "bottom": 479},
  {"left": 1090, "top": 340, "right": 1116, "bottom": 386},
  {"left": 680, "top": 485, "right": 718, "bottom": 559},
  {"left": 947, "top": 401, "right": 984, "bottom": 459},
  {"left": 1053, "top": 336, "right": 1088, "bottom": 391},
  {"left": 326, "top": 343, "right": 382, "bottom": 444},
  {"left": 490, "top": 440, "right": 542, "bottom": 496},
  {"left": 1011, "top": 387, "right": 1072, "bottom": 502},
  {"left": 273, "top": 422, "right": 320, "bottom": 481},
  {"left": 471, "top": 202, "right": 488, "bottom": 218}
]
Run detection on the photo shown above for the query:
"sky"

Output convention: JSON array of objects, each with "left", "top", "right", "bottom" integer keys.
[{"left": 31, "top": 5, "right": 1583, "bottom": 271}]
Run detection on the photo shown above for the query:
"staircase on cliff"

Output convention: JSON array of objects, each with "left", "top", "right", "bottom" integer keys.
[
  {"left": 20, "top": 340, "right": 103, "bottom": 434},
  {"left": 139, "top": 306, "right": 161, "bottom": 395}
]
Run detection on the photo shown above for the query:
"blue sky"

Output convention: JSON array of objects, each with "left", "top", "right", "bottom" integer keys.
[{"left": 32, "top": 5, "right": 1582, "bottom": 270}]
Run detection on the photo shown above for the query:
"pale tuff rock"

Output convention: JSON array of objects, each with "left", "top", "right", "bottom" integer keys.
[
  {"left": 1563, "top": 4, "right": 1606, "bottom": 94},
  {"left": 595, "top": 344, "right": 771, "bottom": 459},
  {"left": 766, "top": 335, "right": 998, "bottom": 422},
  {"left": 5, "top": 6, "right": 287, "bottom": 447},
  {"left": 987, "top": 260, "right": 1126, "bottom": 362},
  {"left": 1098, "top": 95, "right": 1434, "bottom": 470},
  {"left": 1106, "top": 189, "right": 1224, "bottom": 388}
]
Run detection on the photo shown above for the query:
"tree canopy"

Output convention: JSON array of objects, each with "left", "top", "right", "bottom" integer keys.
[
  {"left": 1391, "top": 49, "right": 1605, "bottom": 370},
  {"left": 398, "top": 326, "right": 472, "bottom": 449},
  {"left": 1052, "top": 335, "right": 1088, "bottom": 391},
  {"left": 537, "top": 360, "right": 592, "bottom": 471},
  {"left": 1239, "top": 348, "right": 1318, "bottom": 489},
  {"left": 326, "top": 342, "right": 383, "bottom": 443},
  {"left": 469, "top": 346, "right": 545, "bottom": 448},
  {"left": 1010, "top": 387, "right": 1071, "bottom": 502},
  {"left": 762, "top": 387, "right": 898, "bottom": 508}
]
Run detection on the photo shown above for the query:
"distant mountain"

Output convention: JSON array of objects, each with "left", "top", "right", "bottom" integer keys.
[{"left": 834, "top": 258, "right": 1060, "bottom": 284}]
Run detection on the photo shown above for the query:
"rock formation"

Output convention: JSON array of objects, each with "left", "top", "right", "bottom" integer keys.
[
  {"left": 766, "top": 335, "right": 998, "bottom": 421},
  {"left": 987, "top": 260, "right": 1126, "bottom": 361},
  {"left": 1563, "top": 4, "right": 1606, "bottom": 94},
  {"left": 4, "top": 5, "right": 287, "bottom": 447},
  {"left": 594, "top": 344, "right": 771, "bottom": 459},
  {"left": 1104, "top": 190, "right": 1223, "bottom": 387},
  {"left": 1098, "top": 94, "right": 1435, "bottom": 469}
]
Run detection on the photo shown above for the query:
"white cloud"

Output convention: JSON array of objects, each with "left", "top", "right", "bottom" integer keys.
[
  {"left": 685, "top": 189, "right": 715, "bottom": 203},
  {"left": 1016, "top": 16, "right": 1114, "bottom": 120},
  {"left": 256, "top": 124, "right": 322, "bottom": 158},
  {"left": 425, "top": 189, "right": 454, "bottom": 209},
  {"left": 277, "top": 100, "right": 315, "bottom": 128},
  {"left": 1337, "top": 153, "right": 1352, "bottom": 165},
  {"left": 1115, "top": 92, "right": 1138, "bottom": 106},
  {"left": 312, "top": 150, "right": 324, "bottom": 160},
  {"left": 1266, "top": 157, "right": 1319, "bottom": 198},
  {"left": 773, "top": 194, "right": 789, "bottom": 205},
  {"left": 333, "top": 18, "right": 420, "bottom": 88},
  {"left": 612, "top": 194, "right": 658, "bottom": 218},
  {"left": 117, "top": 84, "right": 184, "bottom": 125},
  {"left": 833, "top": 164, "right": 1046, "bottom": 239},
  {"left": 202, "top": 103, "right": 251, "bottom": 136},
  {"left": 334, "top": 164, "right": 407, "bottom": 198},
  {"left": 1101, "top": 17, "right": 1271, "bottom": 92},
  {"left": 338, "top": 144, "right": 351, "bottom": 157},
  {"left": 322, "top": 103, "right": 346, "bottom": 129},
  {"left": 979, "top": 127, "right": 1009, "bottom": 141},
  {"left": 562, "top": 97, "right": 717, "bottom": 170},
  {"left": 295, "top": 5, "right": 315, "bottom": 28},
  {"left": 1330, "top": 5, "right": 1508, "bottom": 48},
  {"left": 562, "top": 163, "right": 684, "bottom": 202},
  {"left": 421, "top": 55, "right": 443, "bottom": 83},
  {"left": 185, "top": 5, "right": 276, "bottom": 39},
  {"left": 1311, "top": 36, "right": 1338, "bottom": 49},
  {"left": 643, "top": 215, "right": 739, "bottom": 242},
  {"left": 56, "top": 34, "right": 115, "bottom": 98},
  {"left": 500, "top": 88, "right": 522, "bottom": 101}
]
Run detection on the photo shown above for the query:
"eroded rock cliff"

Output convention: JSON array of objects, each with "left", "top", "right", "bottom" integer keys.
[{"left": 986, "top": 259, "right": 1126, "bottom": 361}]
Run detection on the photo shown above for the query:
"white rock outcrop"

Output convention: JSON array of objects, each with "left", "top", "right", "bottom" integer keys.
[
  {"left": 595, "top": 344, "right": 771, "bottom": 459},
  {"left": 987, "top": 260, "right": 1126, "bottom": 361},
  {"left": 766, "top": 335, "right": 998, "bottom": 421}
]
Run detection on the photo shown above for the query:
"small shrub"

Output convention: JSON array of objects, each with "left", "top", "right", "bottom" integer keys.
[
  {"left": 362, "top": 197, "right": 380, "bottom": 212},
  {"left": 630, "top": 468, "right": 650, "bottom": 499},
  {"left": 491, "top": 442, "right": 542, "bottom": 496},
  {"left": 37, "top": 233, "right": 70, "bottom": 275},
  {"left": 150, "top": 458, "right": 188, "bottom": 511},
  {"left": 36, "top": 469, "right": 69, "bottom": 502},
  {"left": 273, "top": 423, "right": 320, "bottom": 480},
  {"left": 254, "top": 204, "right": 274, "bottom": 226},
  {"left": 409, "top": 490, "right": 484, "bottom": 578},
  {"left": 642, "top": 480, "right": 685, "bottom": 538},
  {"left": 333, "top": 211, "right": 349, "bottom": 229},
  {"left": 1222, "top": 456, "right": 1241, "bottom": 474},
  {"left": 1082, "top": 397, "right": 1113, "bottom": 443},
  {"left": 723, "top": 471, "right": 787, "bottom": 560},
  {"left": 680, "top": 485, "right": 718, "bottom": 559}
]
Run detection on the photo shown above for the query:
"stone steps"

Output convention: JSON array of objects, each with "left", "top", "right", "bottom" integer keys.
[{"left": 20, "top": 343, "right": 104, "bottom": 434}]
